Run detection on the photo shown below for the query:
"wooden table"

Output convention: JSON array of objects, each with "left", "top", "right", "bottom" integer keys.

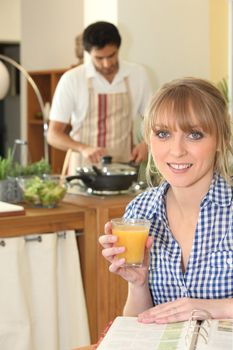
[
  {"left": 64, "top": 192, "right": 135, "bottom": 344},
  {"left": 0, "top": 202, "right": 84, "bottom": 237}
]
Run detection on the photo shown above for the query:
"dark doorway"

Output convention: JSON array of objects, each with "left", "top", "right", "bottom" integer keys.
[{"left": 0, "top": 43, "right": 21, "bottom": 161}]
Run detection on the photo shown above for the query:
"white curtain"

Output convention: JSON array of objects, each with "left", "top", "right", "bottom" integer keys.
[{"left": 0, "top": 231, "right": 90, "bottom": 350}]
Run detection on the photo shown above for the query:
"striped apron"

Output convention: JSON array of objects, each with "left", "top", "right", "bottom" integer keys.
[{"left": 68, "top": 77, "right": 132, "bottom": 174}]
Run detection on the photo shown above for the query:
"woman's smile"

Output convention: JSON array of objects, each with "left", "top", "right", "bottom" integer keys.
[{"left": 167, "top": 163, "right": 192, "bottom": 171}]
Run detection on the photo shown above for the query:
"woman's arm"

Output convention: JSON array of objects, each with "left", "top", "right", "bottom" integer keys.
[
  {"left": 123, "top": 281, "right": 153, "bottom": 316},
  {"left": 138, "top": 297, "right": 233, "bottom": 324}
]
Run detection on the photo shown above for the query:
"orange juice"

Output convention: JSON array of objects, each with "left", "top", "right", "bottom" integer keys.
[{"left": 112, "top": 223, "right": 149, "bottom": 266}]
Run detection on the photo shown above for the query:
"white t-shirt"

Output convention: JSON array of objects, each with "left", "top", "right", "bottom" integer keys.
[{"left": 49, "top": 59, "right": 152, "bottom": 138}]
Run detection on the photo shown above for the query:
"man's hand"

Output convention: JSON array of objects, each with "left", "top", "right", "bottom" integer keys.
[
  {"left": 80, "top": 145, "right": 107, "bottom": 163},
  {"left": 131, "top": 142, "right": 148, "bottom": 164}
]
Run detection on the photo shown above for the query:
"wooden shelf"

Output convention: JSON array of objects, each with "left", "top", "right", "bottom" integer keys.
[
  {"left": 29, "top": 119, "right": 44, "bottom": 125},
  {"left": 27, "top": 68, "right": 68, "bottom": 173}
]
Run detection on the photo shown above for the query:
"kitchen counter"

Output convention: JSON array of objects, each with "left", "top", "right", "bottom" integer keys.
[
  {"left": 64, "top": 191, "right": 136, "bottom": 343},
  {"left": 0, "top": 201, "right": 84, "bottom": 237},
  {"left": 0, "top": 199, "right": 89, "bottom": 349},
  {"left": 0, "top": 192, "right": 136, "bottom": 344}
]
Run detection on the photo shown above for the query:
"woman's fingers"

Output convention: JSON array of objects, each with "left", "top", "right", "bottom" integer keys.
[
  {"left": 138, "top": 298, "right": 200, "bottom": 324},
  {"left": 109, "top": 257, "right": 126, "bottom": 273},
  {"left": 98, "top": 233, "right": 117, "bottom": 248},
  {"left": 102, "top": 246, "right": 125, "bottom": 260},
  {"left": 98, "top": 221, "right": 116, "bottom": 248},
  {"left": 104, "top": 221, "right": 112, "bottom": 234}
]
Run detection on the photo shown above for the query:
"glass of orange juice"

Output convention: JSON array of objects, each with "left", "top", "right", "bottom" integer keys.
[{"left": 111, "top": 218, "right": 151, "bottom": 267}]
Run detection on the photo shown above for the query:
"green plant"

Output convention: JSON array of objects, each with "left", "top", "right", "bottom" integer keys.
[
  {"left": 12, "top": 158, "right": 51, "bottom": 177},
  {"left": 0, "top": 149, "right": 15, "bottom": 180},
  {"left": 0, "top": 149, "right": 51, "bottom": 180}
]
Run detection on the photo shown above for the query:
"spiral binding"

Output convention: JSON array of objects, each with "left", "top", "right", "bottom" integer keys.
[{"left": 185, "top": 309, "right": 212, "bottom": 349}]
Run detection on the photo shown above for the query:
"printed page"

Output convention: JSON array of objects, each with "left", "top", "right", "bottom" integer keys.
[
  {"left": 97, "top": 316, "right": 190, "bottom": 350},
  {"left": 196, "top": 319, "right": 233, "bottom": 350}
]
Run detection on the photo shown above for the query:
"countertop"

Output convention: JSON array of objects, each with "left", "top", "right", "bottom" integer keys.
[
  {"left": 0, "top": 191, "right": 135, "bottom": 238},
  {"left": 0, "top": 201, "right": 84, "bottom": 238}
]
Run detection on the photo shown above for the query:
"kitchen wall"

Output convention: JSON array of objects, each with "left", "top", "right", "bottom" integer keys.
[
  {"left": 0, "top": 0, "right": 229, "bottom": 144},
  {"left": 84, "top": 0, "right": 117, "bottom": 26},
  {"left": 0, "top": 0, "right": 20, "bottom": 42},
  {"left": 21, "top": 0, "right": 211, "bottom": 87},
  {"left": 21, "top": 0, "right": 84, "bottom": 69},
  {"left": 118, "top": 0, "right": 209, "bottom": 89},
  {"left": 209, "top": 0, "right": 228, "bottom": 83},
  {"left": 20, "top": 0, "right": 84, "bottom": 143}
]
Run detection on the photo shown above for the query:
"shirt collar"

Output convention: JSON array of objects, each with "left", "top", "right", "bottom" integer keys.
[
  {"left": 145, "top": 173, "right": 232, "bottom": 220},
  {"left": 202, "top": 172, "right": 233, "bottom": 207},
  {"left": 85, "top": 59, "right": 130, "bottom": 83},
  {"left": 144, "top": 181, "right": 169, "bottom": 221}
]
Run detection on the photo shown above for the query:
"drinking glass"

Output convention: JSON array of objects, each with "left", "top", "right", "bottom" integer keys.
[{"left": 111, "top": 218, "right": 150, "bottom": 267}]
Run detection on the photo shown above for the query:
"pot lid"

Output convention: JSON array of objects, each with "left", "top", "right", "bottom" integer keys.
[{"left": 77, "top": 156, "right": 138, "bottom": 176}]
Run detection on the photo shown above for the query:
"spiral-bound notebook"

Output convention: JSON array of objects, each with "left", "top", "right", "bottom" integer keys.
[{"left": 96, "top": 311, "right": 233, "bottom": 350}]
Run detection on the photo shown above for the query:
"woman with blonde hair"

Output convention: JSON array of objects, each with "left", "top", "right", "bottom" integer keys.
[{"left": 99, "top": 77, "right": 233, "bottom": 323}]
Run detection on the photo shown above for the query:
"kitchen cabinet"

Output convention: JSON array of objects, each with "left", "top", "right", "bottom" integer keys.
[
  {"left": 0, "top": 202, "right": 89, "bottom": 349},
  {"left": 64, "top": 192, "right": 135, "bottom": 344},
  {"left": 27, "top": 68, "right": 67, "bottom": 174},
  {"left": 0, "top": 192, "right": 135, "bottom": 345}
]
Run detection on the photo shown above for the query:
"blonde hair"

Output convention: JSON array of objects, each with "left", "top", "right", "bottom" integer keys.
[{"left": 144, "top": 77, "right": 233, "bottom": 185}]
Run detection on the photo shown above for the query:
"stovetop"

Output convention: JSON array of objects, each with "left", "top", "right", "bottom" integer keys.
[{"left": 67, "top": 181, "right": 147, "bottom": 198}]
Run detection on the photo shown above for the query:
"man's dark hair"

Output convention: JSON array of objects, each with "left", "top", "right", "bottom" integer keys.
[{"left": 83, "top": 21, "right": 121, "bottom": 52}]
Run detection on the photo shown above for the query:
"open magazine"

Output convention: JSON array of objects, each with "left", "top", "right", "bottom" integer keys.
[{"left": 96, "top": 312, "right": 233, "bottom": 350}]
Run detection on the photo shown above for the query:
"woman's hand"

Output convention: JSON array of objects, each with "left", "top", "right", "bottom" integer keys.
[
  {"left": 98, "top": 221, "right": 153, "bottom": 286},
  {"left": 138, "top": 297, "right": 233, "bottom": 324}
]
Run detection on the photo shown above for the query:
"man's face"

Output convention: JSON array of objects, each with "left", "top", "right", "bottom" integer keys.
[{"left": 89, "top": 44, "right": 119, "bottom": 81}]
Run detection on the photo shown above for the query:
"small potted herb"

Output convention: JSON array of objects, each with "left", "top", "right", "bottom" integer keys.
[{"left": 0, "top": 150, "right": 51, "bottom": 203}]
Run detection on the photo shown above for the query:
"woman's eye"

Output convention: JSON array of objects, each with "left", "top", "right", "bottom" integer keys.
[
  {"left": 155, "top": 130, "right": 170, "bottom": 139},
  {"left": 189, "top": 131, "right": 204, "bottom": 140}
]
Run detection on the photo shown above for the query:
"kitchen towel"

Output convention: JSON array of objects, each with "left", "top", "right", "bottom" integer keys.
[{"left": 0, "top": 231, "right": 90, "bottom": 350}]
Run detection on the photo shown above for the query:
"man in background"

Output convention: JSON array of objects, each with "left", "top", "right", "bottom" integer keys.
[{"left": 48, "top": 21, "right": 152, "bottom": 173}]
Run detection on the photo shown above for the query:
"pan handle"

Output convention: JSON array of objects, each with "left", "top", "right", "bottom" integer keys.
[
  {"left": 66, "top": 175, "right": 86, "bottom": 182},
  {"left": 66, "top": 174, "right": 93, "bottom": 186}
]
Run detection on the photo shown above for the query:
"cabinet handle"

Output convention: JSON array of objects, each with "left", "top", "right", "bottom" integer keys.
[
  {"left": 57, "top": 231, "right": 66, "bottom": 239},
  {"left": 0, "top": 240, "right": 6, "bottom": 247},
  {"left": 75, "top": 229, "right": 84, "bottom": 237},
  {"left": 25, "top": 235, "right": 42, "bottom": 243}
]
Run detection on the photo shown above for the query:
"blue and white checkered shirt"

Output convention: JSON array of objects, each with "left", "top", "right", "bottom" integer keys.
[{"left": 124, "top": 173, "right": 233, "bottom": 305}]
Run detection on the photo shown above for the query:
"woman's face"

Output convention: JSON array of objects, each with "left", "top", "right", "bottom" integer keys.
[{"left": 150, "top": 112, "right": 218, "bottom": 190}]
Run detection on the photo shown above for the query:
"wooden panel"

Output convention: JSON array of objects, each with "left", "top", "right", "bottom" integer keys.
[
  {"left": 0, "top": 202, "right": 84, "bottom": 237},
  {"left": 50, "top": 147, "right": 66, "bottom": 174},
  {"left": 28, "top": 124, "right": 44, "bottom": 161},
  {"left": 77, "top": 208, "right": 98, "bottom": 343},
  {"left": 27, "top": 68, "right": 67, "bottom": 171},
  {"left": 96, "top": 207, "right": 128, "bottom": 338}
]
